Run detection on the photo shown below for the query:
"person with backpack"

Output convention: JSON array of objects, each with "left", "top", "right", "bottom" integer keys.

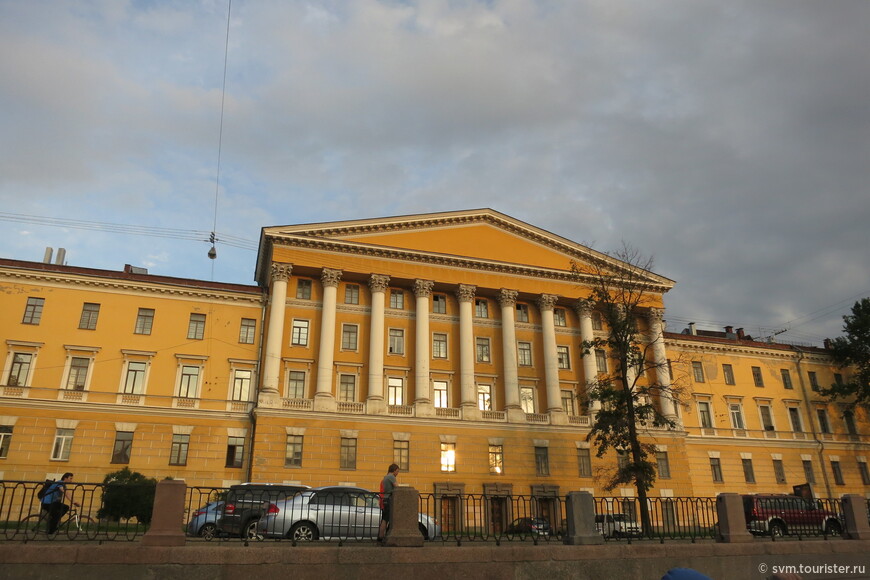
[{"left": 40, "top": 472, "right": 78, "bottom": 534}]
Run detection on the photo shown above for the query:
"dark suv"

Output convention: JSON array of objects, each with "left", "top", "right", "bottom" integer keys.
[
  {"left": 742, "top": 494, "right": 842, "bottom": 537},
  {"left": 218, "top": 483, "right": 309, "bottom": 538}
]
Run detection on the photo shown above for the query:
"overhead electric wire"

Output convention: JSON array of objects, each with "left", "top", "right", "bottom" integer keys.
[{"left": 208, "top": 0, "right": 233, "bottom": 275}]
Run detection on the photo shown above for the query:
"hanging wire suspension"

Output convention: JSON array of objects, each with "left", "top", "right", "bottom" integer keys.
[{"left": 209, "top": 0, "right": 233, "bottom": 265}]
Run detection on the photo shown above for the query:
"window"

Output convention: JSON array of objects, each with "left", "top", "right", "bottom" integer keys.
[
  {"left": 0, "top": 425, "right": 11, "bottom": 459},
  {"left": 577, "top": 448, "right": 592, "bottom": 477},
  {"left": 591, "top": 312, "right": 603, "bottom": 330},
  {"left": 78, "top": 303, "right": 100, "bottom": 330},
  {"left": 844, "top": 410, "right": 858, "bottom": 436},
  {"left": 808, "top": 371, "right": 820, "bottom": 392},
  {"left": 387, "top": 377, "right": 404, "bottom": 406},
  {"left": 296, "top": 279, "right": 312, "bottom": 299},
  {"left": 553, "top": 308, "right": 566, "bottom": 327},
  {"left": 341, "top": 324, "right": 358, "bottom": 351},
  {"left": 440, "top": 442, "right": 456, "bottom": 472},
  {"left": 394, "top": 440, "right": 410, "bottom": 471},
  {"left": 858, "top": 461, "right": 870, "bottom": 485},
  {"left": 759, "top": 404, "right": 775, "bottom": 431},
  {"left": 291, "top": 320, "right": 310, "bottom": 346},
  {"left": 742, "top": 458, "right": 756, "bottom": 483},
  {"left": 389, "top": 289, "right": 404, "bottom": 309},
  {"left": 803, "top": 460, "right": 816, "bottom": 484},
  {"left": 516, "top": 304, "right": 530, "bottom": 323},
  {"left": 475, "top": 299, "right": 488, "bottom": 318},
  {"left": 520, "top": 386, "right": 535, "bottom": 413},
  {"left": 817, "top": 409, "right": 831, "bottom": 434},
  {"left": 51, "top": 428, "right": 74, "bottom": 461},
  {"left": 535, "top": 446, "right": 550, "bottom": 476},
  {"left": 557, "top": 346, "right": 570, "bottom": 369},
  {"left": 432, "top": 294, "right": 447, "bottom": 314},
  {"left": 710, "top": 457, "right": 723, "bottom": 483},
  {"left": 285, "top": 435, "right": 303, "bottom": 467},
  {"left": 388, "top": 329, "right": 405, "bottom": 355},
  {"left": 698, "top": 401, "right": 713, "bottom": 429},
  {"left": 722, "top": 364, "right": 735, "bottom": 385},
  {"left": 692, "top": 361, "right": 705, "bottom": 383},
  {"left": 780, "top": 369, "right": 793, "bottom": 389},
  {"left": 834, "top": 373, "right": 844, "bottom": 386},
  {"left": 729, "top": 403, "right": 745, "bottom": 430},
  {"left": 432, "top": 333, "right": 448, "bottom": 359},
  {"left": 433, "top": 381, "right": 448, "bottom": 408},
  {"left": 617, "top": 450, "right": 629, "bottom": 471},
  {"left": 477, "top": 384, "right": 492, "bottom": 411},
  {"left": 231, "top": 369, "right": 252, "bottom": 401},
  {"left": 169, "top": 434, "right": 189, "bottom": 466},
  {"left": 226, "top": 436, "right": 244, "bottom": 468},
  {"left": 239, "top": 318, "right": 256, "bottom": 344},
  {"left": 773, "top": 459, "right": 786, "bottom": 484},
  {"left": 788, "top": 407, "right": 803, "bottom": 432},
  {"left": 340, "top": 437, "right": 357, "bottom": 469},
  {"left": 595, "top": 349, "right": 608, "bottom": 374},
  {"left": 134, "top": 308, "right": 155, "bottom": 335},
  {"left": 489, "top": 445, "right": 504, "bottom": 474},
  {"left": 111, "top": 431, "right": 133, "bottom": 464},
  {"left": 177, "top": 365, "right": 201, "bottom": 398},
  {"left": 656, "top": 451, "right": 671, "bottom": 479},
  {"left": 7, "top": 353, "right": 32, "bottom": 386},
  {"left": 65, "top": 357, "right": 90, "bottom": 391},
  {"left": 287, "top": 371, "right": 305, "bottom": 399},
  {"left": 123, "top": 361, "right": 147, "bottom": 394},
  {"left": 344, "top": 284, "right": 359, "bottom": 305},
  {"left": 187, "top": 313, "right": 206, "bottom": 340},
  {"left": 476, "top": 337, "right": 491, "bottom": 363},
  {"left": 831, "top": 460, "right": 845, "bottom": 485},
  {"left": 22, "top": 297, "right": 45, "bottom": 325},
  {"left": 561, "top": 390, "right": 575, "bottom": 415},
  {"left": 516, "top": 342, "right": 532, "bottom": 366},
  {"left": 751, "top": 366, "right": 764, "bottom": 387},
  {"left": 339, "top": 375, "right": 355, "bottom": 402}
]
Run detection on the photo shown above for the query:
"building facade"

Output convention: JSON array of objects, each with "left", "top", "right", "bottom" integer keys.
[{"left": 1, "top": 209, "right": 867, "bottom": 502}]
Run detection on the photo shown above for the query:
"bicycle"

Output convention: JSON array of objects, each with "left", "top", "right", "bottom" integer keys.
[{"left": 19, "top": 506, "right": 97, "bottom": 540}]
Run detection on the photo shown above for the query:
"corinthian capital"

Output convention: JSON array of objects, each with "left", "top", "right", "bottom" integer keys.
[
  {"left": 456, "top": 284, "right": 477, "bottom": 303},
  {"left": 271, "top": 263, "right": 293, "bottom": 282},
  {"left": 368, "top": 274, "right": 390, "bottom": 293},
  {"left": 498, "top": 289, "right": 519, "bottom": 308},
  {"left": 321, "top": 268, "right": 343, "bottom": 288},
  {"left": 537, "top": 293, "right": 559, "bottom": 312},
  {"left": 574, "top": 298, "right": 594, "bottom": 317},
  {"left": 414, "top": 279, "right": 434, "bottom": 298},
  {"left": 646, "top": 307, "right": 665, "bottom": 324}
]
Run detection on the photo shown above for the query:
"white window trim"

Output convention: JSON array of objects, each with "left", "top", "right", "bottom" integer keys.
[
  {"left": 341, "top": 323, "right": 360, "bottom": 352},
  {"left": 290, "top": 319, "right": 311, "bottom": 347},
  {"left": 117, "top": 350, "right": 156, "bottom": 396},
  {"left": 60, "top": 346, "right": 100, "bottom": 392}
]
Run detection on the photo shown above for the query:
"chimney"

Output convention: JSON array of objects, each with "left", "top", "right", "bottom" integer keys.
[
  {"left": 724, "top": 326, "right": 733, "bottom": 334},
  {"left": 736, "top": 328, "right": 745, "bottom": 340},
  {"left": 55, "top": 248, "right": 66, "bottom": 265},
  {"left": 43, "top": 247, "right": 53, "bottom": 264},
  {"left": 823, "top": 338, "right": 832, "bottom": 350},
  {"left": 688, "top": 322, "right": 697, "bottom": 336}
]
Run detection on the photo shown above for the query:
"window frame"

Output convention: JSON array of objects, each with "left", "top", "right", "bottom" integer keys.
[
  {"left": 341, "top": 324, "right": 359, "bottom": 351},
  {"left": 773, "top": 459, "right": 786, "bottom": 484},
  {"left": 475, "top": 337, "right": 491, "bottom": 363},
  {"left": 433, "top": 380, "right": 448, "bottom": 408},
  {"left": 432, "top": 333, "right": 448, "bottom": 359},
  {"left": 831, "top": 460, "right": 845, "bottom": 485},
  {"left": 239, "top": 318, "right": 257, "bottom": 344},
  {"left": 729, "top": 402, "right": 745, "bottom": 430},
  {"left": 344, "top": 284, "right": 360, "bottom": 305},
  {"left": 557, "top": 345, "right": 570, "bottom": 369},
  {"left": 78, "top": 303, "right": 100, "bottom": 330},
  {"left": 22, "top": 297, "right": 45, "bottom": 325},
  {"left": 226, "top": 436, "right": 245, "bottom": 468},
  {"left": 187, "top": 313, "right": 207, "bottom": 340},
  {"left": 0, "top": 425, "right": 12, "bottom": 459},
  {"left": 742, "top": 458, "right": 756, "bottom": 483},
  {"left": 286, "top": 370, "right": 306, "bottom": 399},
  {"left": 474, "top": 299, "right": 489, "bottom": 318},
  {"left": 477, "top": 383, "right": 492, "bottom": 411},
  {"left": 517, "top": 341, "right": 532, "bottom": 366},
  {"left": 803, "top": 459, "right": 816, "bottom": 484},
  {"left": 780, "top": 369, "right": 793, "bottom": 389},
  {"left": 388, "top": 328, "right": 405, "bottom": 356},
  {"left": 338, "top": 374, "right": 356, "bottom": 402},
  {"left": 432, "top": 294, "right": 447, "bottom": 314},
  {"left": 231, "top": 369, "right": 252, "bottom": 402},
  {"left": 808, "top": 371, "right": 820, "bottom": 392},
  {"left": 440, "top": 442, "right": 456, "bottom": 473},
  {"left": 393, "top": 440, "right": 410, "bottom": 471},
  {"left": 710, "top": 457, "right": 724, "bottom": 483},
  {"left": 296, "top": 279, "right": 312, "bottom": 300},
  {"left": 692, "top": 361, "right": 705, "bottom": 383},
  {"left": 577, "top": 448, "right": 592, "bottom": 477},
  {"left": 389, "top": 289, "right": 404, "bottom": 310},
  {"left": 340, "top": 437, "right": 357, "bottom": 470},
  {"left": 516, "top": 303, "right": 530, "bottom": 323},
  {"left": 751, "top": 366, "right": 764, "bottom": 387},
  {"left": 285, "top": 435, "right": 304, "bottom": 467},
  {"left": 169, "top": 434, "right": 190, "bottom": 466},
  {"left": 122, "top": 361, "right": 148, "bottom": 395},
  {"left": 489, "top": 444, "right": 504, "bottom": 474},
  {"left": 290, "top": 319, "right": 310, "bottom": 347},
  {"left": 7, "top": 352, "right": 33, "bottom": 387},
  {"left": 722, "top": 364, "right": 735, "bottom": 385},
  {"left": 134, "top": 308, "right": 155, "bottom": 335},
  {"left": 387, "top": 377, "right": 404, "bottom": 406},
  {"left": 51, "top": 428, "right": 74, "bottom": 461},
  {"left": 656, "top": 451, "right": 671, "bottom": 479},
  {"left": 534, "top": 446, "right": 550, "bottom": 476},
  {"left": 595, "top": 349, "right": 608, "bottom": 374},
  {"left": 553, "top": 308, "right": 567, "bottom": 327},
  {"left": 520, "top": 386, "right": 535, "bottom": 413},
  {"left": 111, "top": 431, "right": 133, "bottom": 464}
]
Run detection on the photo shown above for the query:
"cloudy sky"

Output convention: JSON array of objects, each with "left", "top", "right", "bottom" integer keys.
[{"left": 1, "top": 0, "right": 868, "bottom": 346}]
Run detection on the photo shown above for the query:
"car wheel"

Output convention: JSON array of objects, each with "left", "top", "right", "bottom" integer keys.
[
  {"left": 824, "top": 520, "right": 842, "bottom": 536},
  {"left": 769, "top": 522, "right": 786, "bottom": 538},
  {"left": 289, "top": 521, "right": 319, "bottom": 542},
  {"left": 199, "top": 523, "right": 217, "bottom": 540},
  {"left": 243, "top": 519, "right": 262, "bottom": 541},
  {"left": 418, "top": 523, "right": 428, "bottom": 540}
]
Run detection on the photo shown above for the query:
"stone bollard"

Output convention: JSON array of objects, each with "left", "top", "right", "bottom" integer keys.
[
  {"left": 563, "top": 491, "right": 603, "bottom": 545},
  {"left": 142, "top": 479, "right": 187, "bottom": 547},
  {"left": 841, "top": 494, "right": 870, "bottom": 540},
  {"left": 715, "top": 493, "right": 752, "bottom": 543},
  {"left": 386, "top": 486, "right": 424, "bottom": 547}
]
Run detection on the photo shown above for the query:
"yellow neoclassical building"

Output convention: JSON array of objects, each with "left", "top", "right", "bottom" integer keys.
[{"left": 0, "top": 209, "right": 867, "bottom": 502}]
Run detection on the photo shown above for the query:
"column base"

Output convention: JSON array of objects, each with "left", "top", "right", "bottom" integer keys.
[
  {"left": 506, "top": 407, "right": 526, "bottom": 423},
  {"left": 366, "top": 397, "right": 387, "bottom": 415},
  {"left": 415, "top": 401, "right": 435, "bottom": 418},
  {"left": 313, "top": 394, "right": 336, "bottom": 412},
  {"left": 257, "top": 391, "right": 282, "bottom": 408},
  {"left": 548, "top": 408, "right": 568, "bottom": 425},
  {"left": 461, "top": 405, "right": 481, "bottom": 421}
]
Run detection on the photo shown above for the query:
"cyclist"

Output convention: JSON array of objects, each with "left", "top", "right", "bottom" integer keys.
[{"left": 41, "top": 472, "right": 79, "bottom": 533}]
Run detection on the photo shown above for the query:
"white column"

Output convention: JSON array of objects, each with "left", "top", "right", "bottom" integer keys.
[
  {"left": 314, "top": 268, "right": 341, "bottom": 411},
  {"left": 260, "top": 263, "right": 291, "bottom": 407},
  {"left": 498, "top": 289, "right": 523, "bottom": 421},
  {"left": 367, "top": 274, "right": 390, "bottom": 414},
  {"left": 456, "top": 284, "right": 479, "bottom": 420},
  {"left": 647, "top": 308, "right": 679, "bottom": 422},
  {"left": 538, "top": 294, "right": 566, "bottom": 421},
  {"left": 414, "top": 280, "right": 434, "bottom": 404},
  {"left": 575, "top": 299, "right": 601, "bottom": 412}
]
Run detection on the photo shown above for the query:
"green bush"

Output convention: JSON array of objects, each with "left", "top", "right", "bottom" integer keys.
[{"left": 97, "top": 467, "right": 157, "bottom": 524}]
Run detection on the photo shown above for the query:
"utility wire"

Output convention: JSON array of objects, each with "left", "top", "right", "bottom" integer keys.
[{"left": 208, "top": 0, "right": 233, "bottom": 275}]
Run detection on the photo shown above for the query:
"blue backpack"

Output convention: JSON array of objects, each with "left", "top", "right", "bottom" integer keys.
[{"left": 38, "top": 480, "right": 61, "bottom": 504}]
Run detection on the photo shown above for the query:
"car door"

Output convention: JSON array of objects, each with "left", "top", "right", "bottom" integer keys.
[{"left": 349, "top": 491, "right": 381, "bottom": 539}]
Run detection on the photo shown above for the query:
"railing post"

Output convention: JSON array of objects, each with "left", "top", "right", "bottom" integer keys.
[
  {"left": 563, "top": 491, "right": 603, "bottom": 545},
  {"left": 142, "top": 479, "right": 187, "bottom": 546},
  {"left": 715, "top": 493, "right": 752, "bottom": 543},
  {"left": 386, "top": 486, "right": 423, "bottom": 547},
  {"left": 841, "top": 494, "right": 870, "bottom": 540}
]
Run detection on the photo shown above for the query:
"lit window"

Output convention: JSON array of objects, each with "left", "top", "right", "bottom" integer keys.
[
  {"left": 389, "top": 289, "right": 404, "bottom": 309},
  {"left": 692, "top": 361, "right": 705, "bottom": 383},
  {"left": 286, "top": 371, "right": 305, "bottom": 399},
  {"left": 388, "top": 377, "right": 404, "bottom": 406},
  {"left": 296, "top": 279, "right": 312, "bottom": 300},
  {"left": 476, "top": 337, "right": 491, "bottom": 363},
  {"left": 553, "top": 308, "right": 567, "bottom": 327},
  {"left": 489, "top": 445, "right": 504, "bottom": 474},
  {"left": 22, "top": 297, "right": 45, "bottom": 325},
  {"left": 432, "top": 294, "right": 447, "bottom": 314},
  {"left": 177, "top": 365, "right": 201, "bottom": 398},
  {"left": 231, "top": 369, "right": 252, "bottom": 401},
  {"left": 111, "top": 431, "right": 133, "bottom": 464},
  {"left": 78, "top": 303, "right": 100, "bottom": 330},
  {"left": 535, "top": 446, "right": 550, "bottom": 476},
  {"left": 340, "top": 438, "right": 357, "bottom": 469},
  {"left": 433, "top": 380, "right": 448, "bottom": 408},
  {"left": 475, "top": 299, "right": 488, "bottom": 318},
  {"left": 51, "top": 428, "right": 74, "bottom": 461},
  {"left": 341, "top": 324, "right": 358, "bottom": 351},
  {"left": 432, "top": 333, "right": 448, "bottom": 359},
  {"left": 557, "top": 346, "right": 570, "bottom": 369},
  {"left": 239, "top": 318, "right": 256, "bottom": 344},
  {"left": 751, "top": 366, "right": 764, "bottom": 387},
  {"left": 394, "top": 440, "right": 410, "bottom": 471},
  {"left": 187, "top": 313, "right": 206, "bottom": 340},
  {"left": 285, "top": 435, "right": 303, "bottom": 467},
  {"left": 291, "top": 320, "right": 310, "bottom": 346},
  {"left": 520, "top": 386, "right": 535, "bottom": 413},
  {"left": 170, "top": 434, "right": 189, "bottom": 466},
  {"left": 440, "top": 442, "right": 456, "bottom": 472},
  {"left": 339, "top": 375, "right": 355, "bottom": 402},
  {"left": 134, "top": 308, "right": 155, "bottom": 335},
  {"left": 516, "top": 304, "right": 530, "bottom": 323},
  {"left": 226, "top": 436, "right": 244, "bottom": 468},
  {"left": 345, "top": 284, "right": 359, "bottom": 305},
  {"left": 722, "top": 364, "right": 735, "bottom": 385},
  {"left": 388, "top": 329, "right": 404, "bottom": 355},
  {"left": 477, "top": 384, "right": 492, "bottom": 411},
  {"left": 518, "top": 342, "right": 532, "bottom": 366}
]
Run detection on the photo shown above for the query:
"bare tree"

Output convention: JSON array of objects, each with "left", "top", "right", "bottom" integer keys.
[{"left": 572, "top": 243, "right": 681, "bottom": 533}]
